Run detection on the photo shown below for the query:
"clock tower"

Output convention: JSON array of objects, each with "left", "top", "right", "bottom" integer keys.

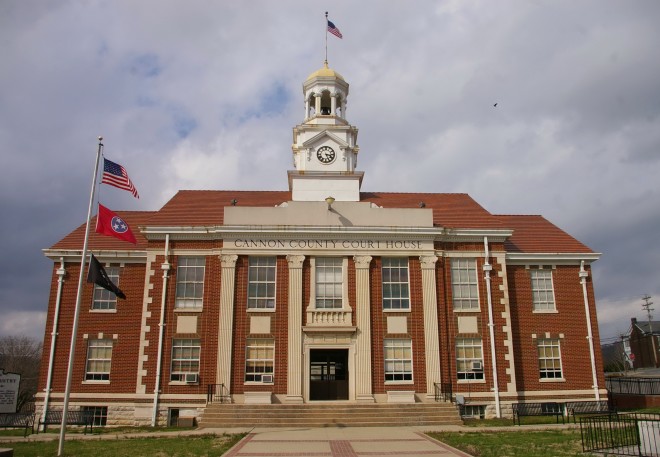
[{"left": 288, "top": 61, "right": 363, "bottom": 201}]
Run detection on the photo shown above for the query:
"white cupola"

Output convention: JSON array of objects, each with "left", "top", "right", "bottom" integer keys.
[{"left": 288, "top": 61, "right": 363, "bottom": 202}]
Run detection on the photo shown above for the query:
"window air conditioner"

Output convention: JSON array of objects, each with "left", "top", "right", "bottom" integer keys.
[
  {"left": 185, "top": 373, "right": 199, "bottom": 384},
  {"left": 471, "top": 361, "right": 483, "bottom": 371},
  {"left": 261, "top": 374, "right": 273, "bottom": 383}
]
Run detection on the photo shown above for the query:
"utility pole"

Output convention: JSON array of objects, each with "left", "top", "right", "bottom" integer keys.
[{"left": 642, "top": 295, "right": 657, "bottom": 367}]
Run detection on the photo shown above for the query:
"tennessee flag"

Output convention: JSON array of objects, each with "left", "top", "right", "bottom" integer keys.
[{"left": 95, "top": 203, "right": 137, "bottom": 244}]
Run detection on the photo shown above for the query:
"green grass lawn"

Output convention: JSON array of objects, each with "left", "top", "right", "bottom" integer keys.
[
  {"left": 2, "top": 433, "right": 245, "bottom": 457},
  {"left": 428, "top": 429, "right": 585, "bottom": 457}
]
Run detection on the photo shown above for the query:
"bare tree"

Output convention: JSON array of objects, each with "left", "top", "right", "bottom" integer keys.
[{"left": 0, "top": 335, "right": 43, "bottom": 412}]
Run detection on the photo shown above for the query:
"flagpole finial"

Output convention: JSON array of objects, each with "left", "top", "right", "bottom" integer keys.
[
  {"left": 325, "top": 11, "right": 328, "bottom": 18},
  {"left": 98, "top": 136, "right": 103, "bottom": 143}
]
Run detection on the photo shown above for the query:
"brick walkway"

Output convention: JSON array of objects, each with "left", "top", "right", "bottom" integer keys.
[{"left": 224, "top": 427, "right": 474, "bottom": 457}]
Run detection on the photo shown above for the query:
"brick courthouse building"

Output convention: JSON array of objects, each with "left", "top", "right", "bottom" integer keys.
[{"left": 37, "top": 63, "right": 606, "bottom": 425}]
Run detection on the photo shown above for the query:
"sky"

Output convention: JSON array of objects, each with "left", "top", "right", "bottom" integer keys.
[{"left": 1, "top": 1, "right": 659, "bottom": 347}]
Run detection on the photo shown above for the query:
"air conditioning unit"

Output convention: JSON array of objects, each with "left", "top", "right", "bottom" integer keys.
[
  {"left": 185, "top": 373, "right": 199, "bottom": 384},
  {"left": 261, "top": 374, "right": 273, "bottom": 383},
  {"left": 471, "top": 361, "right": 483, "bottom": 371}
]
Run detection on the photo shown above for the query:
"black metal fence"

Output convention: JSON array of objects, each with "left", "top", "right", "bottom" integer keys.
[
  {"left": 581, "top": 413, "right": 660, "bottom": 456},
  {"left": 607, "top": 377, "right": 660, "bottom": 396}
]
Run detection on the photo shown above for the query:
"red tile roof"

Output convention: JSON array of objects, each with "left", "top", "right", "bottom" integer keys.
[
  {"left": 498, "top": 214, "right": 593, "bottom": 253},
  {"left": 49, "top": 191, "right": 594, "bottom": 254}
]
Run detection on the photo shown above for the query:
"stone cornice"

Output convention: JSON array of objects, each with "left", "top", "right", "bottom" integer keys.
[{"left": 43, "top": 249, "right": 147, "bottom": 263}]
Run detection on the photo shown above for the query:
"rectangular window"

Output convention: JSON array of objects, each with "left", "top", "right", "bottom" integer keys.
[
  {"left": 456, "top": 337, "right": 484, "bottom": 380},
  {"left": 384, "top": 339, "right": 413, "bottom": 382},
  {"left": 382, "top": 257, "right": 410, "bottom": 310},
  {"left": 170, "top": 339, "right": 201, "bottom": 382},
  {"left": 245, "top": 339, "right": 274, "bottom": 382},
  {"left": 531, "top": 269, "right": 556, "bottom": 311},
  {"left": 248, "top": 257, "right": 276, "bottom": 309},
  {"left": 175, "top": 257, "right": 205, "bottom": 309},
  {"left": 85, "top": 339, "right": 112, "bottom": 381},
  {"left": 538, "top": 338, "right": 563, "bottom": 379},
  {"left": 451, "top": 258, "right": 479, "bottom": 310},
  {"left": 91, "top": 266, "right": 120, "bottom": 310},
  {"left": 315, "top": 257, "right": 343, "bottom": 309},
  {"left": 81, "top": 406, "right": 108, "bottom": 427},
  {"left": 460, "top": 405, "right": 485, "bottom": 419}
]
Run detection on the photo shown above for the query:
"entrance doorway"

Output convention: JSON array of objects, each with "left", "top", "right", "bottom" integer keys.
[{"left": 309, "top": 349, "right": 349, "bottom": 401}]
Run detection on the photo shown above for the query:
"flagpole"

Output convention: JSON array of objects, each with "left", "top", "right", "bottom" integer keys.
[
  {"left": 57, "top": 137, "right": 104, "bottom": 457},
  {"left": 325, "top": 11, "right": 328, "bottom": 63}
]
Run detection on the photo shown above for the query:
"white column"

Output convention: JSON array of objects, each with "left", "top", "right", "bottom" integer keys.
[
  {"left": 420, "top": 255, "right": 441, "bottom": 400},
  {"left": 314, "top": 94, "right": 321, "bottom": 115},
  {"left": 330, "top": 94, "right": 337, "bottom": 115},
  {"left": 216, "top": 254, "right": 238, "bottom": 396},
  {"left": 354, "top": 255, "right": 375, "bottom": 403},
  {"left": 580, "top": 261, "right": 600, "bottom": 401},
  {"left": 286, "top": 255, "right": 305, "bottom": 403}
]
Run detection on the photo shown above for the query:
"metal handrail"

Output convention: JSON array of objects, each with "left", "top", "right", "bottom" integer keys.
[{"left": 206, "top": 383, "right": 231, "bottom": 403}]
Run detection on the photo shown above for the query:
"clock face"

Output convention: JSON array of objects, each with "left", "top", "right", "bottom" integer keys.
[{"left": 316, "top": 146, "right": 336, "bottom": 164}]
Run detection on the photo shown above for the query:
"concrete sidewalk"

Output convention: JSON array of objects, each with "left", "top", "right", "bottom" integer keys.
[{"left": 224, "top": 426, "right": 474, "bottom": 457}]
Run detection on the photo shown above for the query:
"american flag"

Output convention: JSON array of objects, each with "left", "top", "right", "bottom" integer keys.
[
  {"left": 327, "top": 20, "right": 343, "bottom": 39},
  {"left": 102, "top": 158, "right": 140, "bottom": 198}
]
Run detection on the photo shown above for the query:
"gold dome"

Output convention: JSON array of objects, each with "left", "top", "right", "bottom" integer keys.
[{"left": 306, "top": 61, "right": 344, "bottom": 81}]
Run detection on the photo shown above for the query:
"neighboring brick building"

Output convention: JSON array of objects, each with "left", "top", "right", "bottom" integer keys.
[
  {"left": 628, "top": 318, "right": 660, "bottom": 369},
  {"left": 36, "top": 63, "right": 606, "bottom": 425}
]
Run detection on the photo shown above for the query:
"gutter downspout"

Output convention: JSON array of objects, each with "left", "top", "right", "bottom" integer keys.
[
  {"left": 483, "top": 237, "right": 501, "bottom": 418},
  {"left": 579, "top": 261, "right": 600, "bottom": 401},
  {"left": 41, "top": 258, "right": 66, "bottom": 430},
  {"left": 152, "top": 234, "right": 171, "bottom": 427}
]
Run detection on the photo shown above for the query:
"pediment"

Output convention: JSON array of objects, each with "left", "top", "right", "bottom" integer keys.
[{"left": 301, "top": 131, "right": 349, "bottom": 149}]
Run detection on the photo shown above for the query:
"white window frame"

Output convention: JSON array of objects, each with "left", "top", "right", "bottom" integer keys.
[
  {"left": 382, "top": 257, "right": 410, "bottom": 311},
  {"left": 311, "top": 257, "right": 346, "bottom": 310},
  {"left": 91, "top": 265, "right": 120, "bottom": 311},
  {"left": 245, "top": 338, "right": 275, "bottom": 383},
  {"left": 538, "top": 338, "right": 563, "bottom": 380},
  {"left": 384, "top": 338, "right": 413, "bottom": 383},
  {"left": 85, "top": 339, "right": 113, "bottom": 381},
  {"left": 531, "top": 268, "right": 556, "bottom": 312},
  {"left": 247, "top": 257, "right": 276, "bottom": 310},
  {"left": 451, "top": 258, "right": 480, "bottom": 311},
  {"left": 456, "top": 337, "right": 484, "bottom": 381},
  {"left": 175, "top": 257, "right": 205, "bottom": 309},
  {"left": 170, "top": 338, "right": 201, "bottom": 382}
]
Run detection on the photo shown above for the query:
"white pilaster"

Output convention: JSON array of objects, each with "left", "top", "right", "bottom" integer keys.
[
  {"left": 286, "top": 255, "right": 305, "bottom": 403},
  {"left": 216, "top": 254, "right": 238, "bottom": 396},
  {"left": 420, "top": 255, "right": 441, "bottom": 400},
  {"left": 354, "top": 255, "right": 375, "bottom": 402}
]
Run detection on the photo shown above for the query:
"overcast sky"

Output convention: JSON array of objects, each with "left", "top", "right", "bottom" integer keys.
[{"left": 1, "top": 1, "right": 659, "bottom": 346}]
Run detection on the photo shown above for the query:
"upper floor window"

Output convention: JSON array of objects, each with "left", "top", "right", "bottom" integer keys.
[
  {"left": 384, "top": 339, "right": 413, "bottom": 382},
  {"left": 85, "top": 339, "right": 112, "bottom": 381},
  {"left": 531, "top": 269, "right": 556, "bottom": 311},
  {"left": 175, "top": 257, "right": 205, "bottom": 309},
  {"left": 451, "top": 258, "right": 479, "bottom": 310},
  {"left": 170, "top": 338, "right": 200, "bottom": 383},
  {"left": 382, "top": 257, "right": 410, "bottom": 310},
  {"left": 91, "top": 266, "right": 120, "bottom": 310},
  {"left": 538, "top": 338, "right": 563, "bottom": 379},
  {"left": 315, "top": 257, "right": 343, "bottom": 309},
  {"left": 248, "top": 257, "right": 276, "bottom": 310},
  {"left": 456, "top": 337, "right": 484, "bottom": 380}
]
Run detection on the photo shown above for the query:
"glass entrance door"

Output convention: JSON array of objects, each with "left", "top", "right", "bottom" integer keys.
[{"left": 309, "top": 349, "right": 349, "bottom": 401}]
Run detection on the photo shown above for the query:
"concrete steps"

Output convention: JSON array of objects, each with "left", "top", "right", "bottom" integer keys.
[{"left": 199, "top": 402, "right": 463, "bottom": 428}]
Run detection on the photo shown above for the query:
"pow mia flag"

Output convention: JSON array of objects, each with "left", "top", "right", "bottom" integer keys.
[{"left": 87, "top": 254, "right": 126, "bottom": 299}]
